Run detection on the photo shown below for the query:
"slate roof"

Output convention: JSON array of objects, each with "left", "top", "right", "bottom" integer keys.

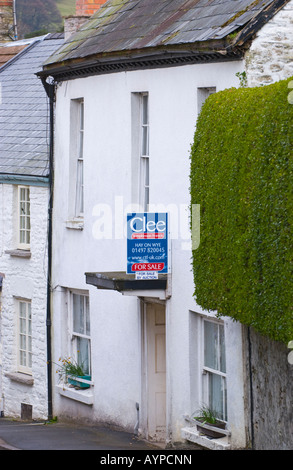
[
  {"left": 41, "top": 0, "right": 289, "bottom": 80},
  {"left": 0, "top": 33, "right": 64, "bottom": 177}
]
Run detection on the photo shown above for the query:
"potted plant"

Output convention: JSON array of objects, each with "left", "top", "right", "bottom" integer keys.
[
  {"left": 56, "top": 357, "right": 91, "bottom": 389},
  {"left": 193, "top": 405, "right": 227, "bottom": 439}
]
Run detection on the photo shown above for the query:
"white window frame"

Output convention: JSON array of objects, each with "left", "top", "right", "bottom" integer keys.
[
  {"left": 17, "top": 299, "right": 32, "bottom": 375},
  {"left": 68, "top": 290, "right": 91, "bottom": 375},
  {"left": 18, "top": 186, "right": 30, "bottom": 249},
  {"left": 139, "top": 92, "right": 149, "bottom": 211},
  {"left": 75, "top": 99, "right": 84, "bottom": 217},
  {"left": 201, "top": 317, "right": 227, "bottom": 421},
  {"left": 68, "top": 98, "right": 85, "bottom": 221},
  {"left": 197, "top": 87, "right": 216, "bottom": 114}
]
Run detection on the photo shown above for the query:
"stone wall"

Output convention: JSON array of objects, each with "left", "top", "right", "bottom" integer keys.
[
  {"left": 245, "top": 0, "right": 293, "bottom": 87},
  {"left": 244, "top": 327, "right": 293, "bottom": 450}
]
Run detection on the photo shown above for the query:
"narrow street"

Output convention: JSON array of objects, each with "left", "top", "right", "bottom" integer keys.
[{"left": 0, "top": 418, "right": 166, "bottom": 451}]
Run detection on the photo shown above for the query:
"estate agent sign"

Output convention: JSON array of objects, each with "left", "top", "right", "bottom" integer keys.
[{"left": 127, "top": 213, "right": 169, "bottom": 278}]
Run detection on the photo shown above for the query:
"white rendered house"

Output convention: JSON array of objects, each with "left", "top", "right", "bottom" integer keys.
[{"left": 39, "top": 0, "right": 293, "bottom": 449}]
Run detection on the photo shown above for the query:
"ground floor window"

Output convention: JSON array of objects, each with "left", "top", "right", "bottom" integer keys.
[
  {"left": 17, "top": 299, "right": 32, "bottom": 374},
  {"left": 202, "top": 319, "right": 227, "bottom": 421},
  {"left": 70, "top": 291, "right": 91, "bottom": 375}
]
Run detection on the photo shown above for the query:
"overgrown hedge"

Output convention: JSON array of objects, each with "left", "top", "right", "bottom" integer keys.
[{"left": 190, "top": 77, "right": 293, "bottom": 344}]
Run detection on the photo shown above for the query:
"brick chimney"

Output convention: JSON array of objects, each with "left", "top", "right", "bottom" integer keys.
[
  {"left": 0, "top": 0, "right": 14, "bottom": 42},
  {"left": 64, "top": 0, "right": 108, "bottom": 40},
  {"left": 76, "top": 0, "right": 107, "bottom": 16}
]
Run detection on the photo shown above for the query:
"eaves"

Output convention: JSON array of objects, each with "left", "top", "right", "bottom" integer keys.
[{"left": 38, "top": 40, "right": 244, "bottom": 82}]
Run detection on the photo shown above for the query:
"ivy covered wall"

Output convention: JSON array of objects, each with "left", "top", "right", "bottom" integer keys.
[{"left": 190, "top": 77, "right": 293, "bottom": 344}]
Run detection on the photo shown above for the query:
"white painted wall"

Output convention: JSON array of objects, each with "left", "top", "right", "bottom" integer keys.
[
  {"left": 0, "top": 183, "right": 49, "bottom": 420},
  {"left": 52, "top": 59, "right": 248, "bottom": 448}
]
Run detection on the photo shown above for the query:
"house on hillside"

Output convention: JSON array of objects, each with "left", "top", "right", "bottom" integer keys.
[
  {"left": 0, "top": 33, "right": 64, "bottom": 420},
  {"left": 39, "top": 0, "right": 293, "bottom": 449}
]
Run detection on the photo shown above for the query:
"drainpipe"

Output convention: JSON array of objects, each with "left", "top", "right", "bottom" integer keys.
[
  {"left": 12, "top": 0, "right": 17, "bottom": 40},
  {"left": 42, "top": 76, "right": 55, "bottom": 421},
  {"left": 134, "top": 402, "right": 139, "bottom": 435},
  {"left": 8, "top": 0, "right": 18, "bottom": 40}
]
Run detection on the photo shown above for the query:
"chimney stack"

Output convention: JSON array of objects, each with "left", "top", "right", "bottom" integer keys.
[
  {"left": 0, "top": 0, "right": 15, "bottom": 42},
  {"left": 76, "top": 0, "right": 108, "bottom": 16},
  {"left": 64, "top": 0, "right": 108, "bottom": 40}
]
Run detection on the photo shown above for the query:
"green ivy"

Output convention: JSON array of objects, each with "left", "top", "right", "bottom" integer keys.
[{"left": 190, "top": 77, "right": 293, "bottom": 344}]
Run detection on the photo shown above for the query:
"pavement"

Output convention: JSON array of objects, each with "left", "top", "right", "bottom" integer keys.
[{"left": 0, "top": 418, "right": 168, "bottom": 451}]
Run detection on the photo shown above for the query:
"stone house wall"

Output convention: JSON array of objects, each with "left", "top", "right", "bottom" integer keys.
[
  {"left": 245, "top": 0, "right": 293, "bottom": 86},
  {"left": 0, "top": 183, "right": 49, "bottom": 420}
]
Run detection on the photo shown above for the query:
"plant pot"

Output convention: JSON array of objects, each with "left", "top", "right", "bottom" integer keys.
[
  {"left": 195, "top": 419, "right": 226, "bottom": 439},
  {"left": 68, "top": 375, "right": 91, "bottom": 389}
]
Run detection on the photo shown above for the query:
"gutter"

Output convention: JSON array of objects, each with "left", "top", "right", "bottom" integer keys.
[{"left": 0, "top": 174, "right": 48, "bottom": 187}]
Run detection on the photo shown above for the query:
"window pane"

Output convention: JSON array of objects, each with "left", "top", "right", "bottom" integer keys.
[
  {"left": 19, "top": 302, "right": 26, "bottom": 317},
  {"left": 80, "top": 101, "right": 84, "bottom": 130},
  {"left": 145, "top": 157, "right": 149, "bottom": 186},
  {"left": 219, "top": 324, "right": 226, "bottom": 372},
  {"left": 73, "top": 294, "right": 84, "bottom": 334},
  {"left": 142, "top": 126, "right": 149, "bottom": 156},
  {"left": 208, "top": 373, "right": 227, "bottom": 421},
  {"left": 20, "top": 318, "right": 26, "bottom": 334},
  {"left": 77, "top": 337, "right": 90, "bottom": 375},
  {"left": 85, "top": 297, "right": 90, "bottom": 336},
  {"left": 28, "top": 352, "right": 32, "bottom": 369},
  {"left": 142, "top": 94, "right": 148, "bottom": 124},
  {"left": 204, "top": 321, "right": 226, "bottom": 373},
  {"left": 20, "top": 334, "right": 26, "bottom": 350},
  {"left": 204, "top": 321, "right": 218, "bottom": 370},
  {"left": 75, "top": 159, "right": 84, "bottom": 215},
  {"left": 20, "top": 350, "right": 26, "bottom": 367}
]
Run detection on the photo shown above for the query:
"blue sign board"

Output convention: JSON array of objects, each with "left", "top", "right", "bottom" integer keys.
[{"left": 127, "top": 213, "right": 169, "bottom": 275}]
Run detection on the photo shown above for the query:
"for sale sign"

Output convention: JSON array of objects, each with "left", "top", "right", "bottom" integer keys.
[{"left": 127, "top": 213, "right": 169, "bottom": 276}]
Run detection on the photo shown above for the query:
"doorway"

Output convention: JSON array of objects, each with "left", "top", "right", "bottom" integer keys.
[{"left": 142, "top": 300, "right": 166, "bottom": 442}]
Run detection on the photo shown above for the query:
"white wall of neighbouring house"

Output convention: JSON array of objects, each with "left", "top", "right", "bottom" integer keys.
[
  {"left": 0, "top": 183, "right": 49, "bottom": 420},
  {"left": 51, "top": 59, "right": 249, "bottom": 448}
]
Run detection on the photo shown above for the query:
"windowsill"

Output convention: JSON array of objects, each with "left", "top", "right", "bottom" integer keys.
[
  {"left": 5, "top": 249, "right": 31, "bottom": 258},
  {"left": 56, "top": 383, "right": 94, "bottom": 405},
  {"left": 181, "top": 417, "right": 231, "bottom": 450},
  {"left": 65, "top": 218, "right": 84, "bottom": 230},
  {"left": 5, "top": 371, "right": 34, "bottom": 385}
]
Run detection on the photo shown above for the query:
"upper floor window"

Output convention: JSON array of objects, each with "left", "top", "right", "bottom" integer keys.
[
  {"left": 140, "top": 93, "right": 149, "bottom": 211},
  {"left": 18, "top": 186, "right": 30, "bottom": 249},
  {"left": 197, "top": 87, "right": 216, "bottom": 114},
  {"left": 131, "top": 92, "right": 149, "bottom": 211},
  {"left": 69, "top": 98, "right": 84, "bottom": 219}
]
